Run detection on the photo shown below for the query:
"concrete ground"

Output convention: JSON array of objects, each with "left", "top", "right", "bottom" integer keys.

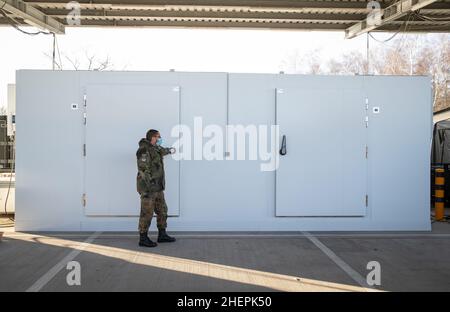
[{"left": 1, "top": 216, "right": 450, "bottom": 292}]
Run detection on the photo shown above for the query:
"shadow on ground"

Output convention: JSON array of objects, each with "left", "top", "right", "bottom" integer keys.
[
  {"left": 1, "top": 233, "right": 363, "bottom": 292},
  {"left": 1, "top": 222, "right": 450, "bottom": 291}
]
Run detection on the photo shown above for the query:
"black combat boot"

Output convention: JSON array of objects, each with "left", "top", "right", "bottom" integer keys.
[
  {"left": 139, "top": 232, "right": 157, "bottom": 247},
  {"left": 157, "top": 229, "right": 176, "bottom": 243}
]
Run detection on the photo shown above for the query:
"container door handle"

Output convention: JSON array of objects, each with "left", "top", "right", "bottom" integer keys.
[{"left": 280, "top": 135, "right": 287, "bottom": 156}]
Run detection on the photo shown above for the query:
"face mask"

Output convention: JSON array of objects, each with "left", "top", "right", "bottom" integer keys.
[{"left": 156, "top": 138, "right": 164, "bottom": 146}]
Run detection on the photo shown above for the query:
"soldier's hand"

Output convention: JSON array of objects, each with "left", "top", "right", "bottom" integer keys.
[{"left": 170, "top": 147, "right": 176, "bottom": 154}]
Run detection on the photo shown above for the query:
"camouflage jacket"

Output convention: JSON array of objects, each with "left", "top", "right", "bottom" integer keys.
[{"left": 136, "top": 138, "right": 172, "bottom": 194}]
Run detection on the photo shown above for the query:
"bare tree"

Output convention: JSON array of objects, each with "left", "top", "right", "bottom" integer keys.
[
  {"left": 373, "top": 35, "right": 449, "bottom": 110},
  {"left": 280, "top": 34, "right": 450, "bottom": 111},
  {"left": 328, "top": 51, "right": 368, "bottom": 75},
  {"left": 44, "top": 49, "right": 114, "bottom": 71},
  {"left": 280, "top": 49, "right": 323, "bottom": 74},
  {"left": 300, "top": 49, "right": 323, "bottom": 74},
  {"left": 0, "top": 106, "right": 7, "bottom": 115},
  {"left": 426, "top": 36, "right": 450, "bottom": 111}
]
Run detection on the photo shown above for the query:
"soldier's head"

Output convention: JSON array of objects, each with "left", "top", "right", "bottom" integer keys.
[
  {"left": 138, "top": 138, "right": 149, "bottom": 147},
  {"left": 146, "top": 129, "right": 161, "bottom": 145}
]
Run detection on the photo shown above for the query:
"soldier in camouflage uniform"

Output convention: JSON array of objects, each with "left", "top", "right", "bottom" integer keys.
[{"left": 137, "top": 129, "right": 176, "bottom": 247}]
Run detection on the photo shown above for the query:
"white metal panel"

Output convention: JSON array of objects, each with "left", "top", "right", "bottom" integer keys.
[
  {"left": 226, "top": 74, "right": 277, "bottom": 223},
  {"left": 84, "top": 84, "right": 180, "bottom": 216},
  {"left": 15, "top": 70, "right": 84, "bottom": 231},
  {"left": 365, "top": 76, "right": 432, "bottom": 229},
  {"left": 275, "top": 87, "right": 367, "bottom": 216}
]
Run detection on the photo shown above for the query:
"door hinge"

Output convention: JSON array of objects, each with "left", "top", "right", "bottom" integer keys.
[
  {"left": 82, "top": 193, "right": 87, "bottom": 207},
  {"left": 83, "top": 94, "right": 87, "bottom": 125},
  {"left": 365, "top": 98, "right": 369, "bottom": 127},
  {"left": 83, "top": 143, "right": 86, "bottom": 156},
  {"left": 365, "top": 145, "right": 368, "bottom": 159},
  {"left": 365, "top": 195, "right": 369, "bottom": 207}
]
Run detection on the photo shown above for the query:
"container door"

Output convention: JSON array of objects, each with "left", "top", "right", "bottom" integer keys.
[
  {"left": 84, "top": 84, "right": 180, "bottom": 216},
  {"left": 275, "top": 88, "right": 367, "bottom": 217}
]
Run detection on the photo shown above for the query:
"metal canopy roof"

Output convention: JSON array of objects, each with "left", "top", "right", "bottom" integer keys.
[{"left": 0, "top": 0, "right": 449, "bottom": 37}]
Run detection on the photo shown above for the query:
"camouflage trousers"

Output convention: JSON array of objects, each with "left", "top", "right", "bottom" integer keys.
[{"left": 138, "top": 191, "right": 168, "bottom": 233}]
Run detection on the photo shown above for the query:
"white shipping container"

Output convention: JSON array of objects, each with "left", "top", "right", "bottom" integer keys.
[{"left": 15, "top": 70, "right": 432, "bottom": 231}]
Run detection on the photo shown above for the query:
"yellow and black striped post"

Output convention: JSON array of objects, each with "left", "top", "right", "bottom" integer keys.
[{"left": 435, "top": 167, "right": 445, "bottom": 221}]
